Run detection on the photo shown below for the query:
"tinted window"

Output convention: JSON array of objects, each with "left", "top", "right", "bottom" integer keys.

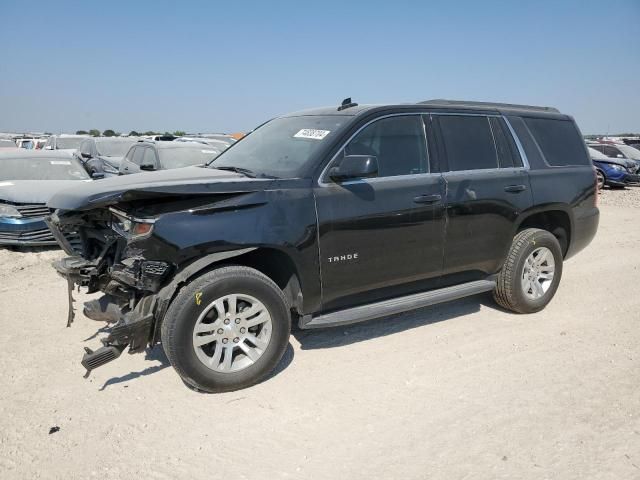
[
  {"left": 490, "top": 117, "right": 523, "bottom": 168},
  {"left": 523, "top": 118, "right": 589, "bottom": 166},
  {"left": 343, "top": 115, "right": 427, "bottom": 177},
  {"left": 132, "top": 147, "right": 145, "bottom": 165},
  {"left": 438, "top": 115, "right": 497, "bottom": 171}
]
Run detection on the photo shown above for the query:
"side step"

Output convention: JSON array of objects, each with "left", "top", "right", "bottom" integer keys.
[{"left": 300, "top": 279, "right": 496, "bottom": 329}]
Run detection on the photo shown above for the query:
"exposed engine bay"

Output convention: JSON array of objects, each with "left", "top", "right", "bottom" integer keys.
[{"left": 46, "top": 206, "right": 173, "bottom": 375}]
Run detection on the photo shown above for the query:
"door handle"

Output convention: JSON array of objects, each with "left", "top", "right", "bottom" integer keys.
[
  {"left": 504, "top": 184, "right": 527, "bottom": 193},
  {"left": 413, "top": 194, "right": 442, "bottom": 204}
]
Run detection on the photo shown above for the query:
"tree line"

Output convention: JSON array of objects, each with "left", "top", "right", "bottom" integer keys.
[{"left": 75, "top": 129, "right": 187, "bottom": 137}]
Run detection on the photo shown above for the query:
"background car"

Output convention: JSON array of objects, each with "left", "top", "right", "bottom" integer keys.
[
  {"left": 119, "top": 140, "right": 220, "bottom": 175},
  {"left": 588, "top": 146, "right": 640, "bottom": 189},
  {"left": 75, "top": 137, "right": 139, "bottom": 178},
  {"left": 0, "top": 151, "right": 89, "bottom": 248},
  {"left": 44, "top": 134, "right": 88, "bottom": 153},
  {"left": 588, "top": 141, "right": 640, "bottom": 171}
]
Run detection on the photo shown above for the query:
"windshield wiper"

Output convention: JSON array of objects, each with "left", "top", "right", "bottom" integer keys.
[{"left": 214, "top": 166, "right": 257, "bottom": 178}]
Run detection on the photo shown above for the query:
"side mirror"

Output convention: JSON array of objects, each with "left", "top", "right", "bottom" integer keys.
[
  {"left": 329, "top": 155, "right": 378, "bottom": 181},
  {"left": 81, "top": 152, "right": 91, "bottom": 159},
  {"left": 140, "top": 163, "right": 156, "bottom": 171},
  {"left": 91, "top": 171, "right": 105, "bottom": 179}
]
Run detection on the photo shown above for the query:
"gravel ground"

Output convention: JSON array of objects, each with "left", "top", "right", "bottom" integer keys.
[
  {"left": 0, "top": 202, "right": 639, "bottom": 480},
  {"left": 599, "top": 184, "right": 640, "bottom": 208}
]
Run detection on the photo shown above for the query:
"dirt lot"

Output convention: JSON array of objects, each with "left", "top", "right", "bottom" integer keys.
[{"left": 1, "top": 192, "right": 639, "bottom": 480}]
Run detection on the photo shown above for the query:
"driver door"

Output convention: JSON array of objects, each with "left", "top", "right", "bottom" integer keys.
[{"left": 314, "top": 114, "right": 446, "bottom": 311}]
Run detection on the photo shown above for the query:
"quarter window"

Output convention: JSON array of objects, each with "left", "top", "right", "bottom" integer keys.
[
  {"left": 342, "top": 115, "right": 427, "bottom": 177},
  {"left": 523, "top": 117, "right": 590, "bottom": 166},
  {"left": 438, "top": 115, "right": 498, "bottom": 171}
]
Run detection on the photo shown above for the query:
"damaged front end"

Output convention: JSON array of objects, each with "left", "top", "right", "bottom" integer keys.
[{"left": 46, "top": 207, "right": 173, "bottom": 376}]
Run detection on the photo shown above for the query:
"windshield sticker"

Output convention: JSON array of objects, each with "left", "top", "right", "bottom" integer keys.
[
  {"left": 50, "top": 160, "right": 71, "bottom": 165},
  {"left": 0, "top": 182, "right": 14, "bottom": 187},
  {"left": 294, "top": 129, "right": 331, "bottom": 140}
]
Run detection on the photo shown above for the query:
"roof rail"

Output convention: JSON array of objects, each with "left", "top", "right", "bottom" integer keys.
[{"left": 419, "top": 99, "right": 560, "bottom": 113}]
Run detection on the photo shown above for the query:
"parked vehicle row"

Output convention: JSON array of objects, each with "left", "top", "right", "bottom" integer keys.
[{"left": 586, "top": 140, "right": 640, "bottom": 189}]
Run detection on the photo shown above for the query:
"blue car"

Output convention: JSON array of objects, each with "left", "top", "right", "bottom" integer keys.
[
  {"left": 588, "top": 147, "right": 640, "bottom": 189},
  {"left": 0, "top": 151, "right": 90, "bottom": 247}
]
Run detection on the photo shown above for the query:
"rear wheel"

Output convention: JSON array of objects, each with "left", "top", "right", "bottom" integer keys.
[
  {"left": 493, "top": 228, "right": 563, "bottom": 313},
  {"left": 161, "top": 266, "right": 291, "bottom": 393}
]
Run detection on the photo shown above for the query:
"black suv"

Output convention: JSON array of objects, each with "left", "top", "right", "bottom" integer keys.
[{"left": 46, "top": 99, "right": 599, "bottom": 392}]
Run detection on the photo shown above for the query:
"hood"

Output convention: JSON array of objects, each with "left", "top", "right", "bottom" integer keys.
[
  {"left": 591, "top": 157, "right": 635, "bottom": 169},
  {"left": 47, "top": 166, "right": 277, "bottom": 211},
  {"left": 0, "top": 179, "right": 92, "bottom": 204}
]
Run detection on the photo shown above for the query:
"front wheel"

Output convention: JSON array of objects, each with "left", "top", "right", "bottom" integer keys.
[
  {"left": 493, "top": 228, "right": 563, "bottom": 314},
  {"left": 161, "top": 266, "right": 291, "bottom": 393}
]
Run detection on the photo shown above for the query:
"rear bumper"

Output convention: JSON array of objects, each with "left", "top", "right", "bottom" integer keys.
[
  {"left": 0, "top": 217, "right": 56, "bottom": 246},
  {"left": 566, "top": 207, "right": 599, "bottom": 260}
]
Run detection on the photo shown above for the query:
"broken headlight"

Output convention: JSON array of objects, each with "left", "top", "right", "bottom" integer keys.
[
  {"left": 0, "top": 203, "right": 21, "bottom": 218},
  {"left": 109, "top": 207, "right": 156, "bottom": 239}
]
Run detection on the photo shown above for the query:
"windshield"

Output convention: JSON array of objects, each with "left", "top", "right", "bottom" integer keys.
[
  {"left": 210, "top": 116, "right": 348, "bottom": 177},
  {"left": 56, "top": 137, "right": 84, "bottom": 150},
  {"left": 0, "top": 157, "right": 90, "bottom": 181},
  {"left": 587, "top": 147, "right": 608, "bottom": 159},
  {"left": 617, "top": 144, "right": 640, "bottom": 160},
  {"left": 158, "top": 146, "right": 220, "bottom": 169},
  {"left": 96, "top": 140, "right": 136, "bottom": 157}
]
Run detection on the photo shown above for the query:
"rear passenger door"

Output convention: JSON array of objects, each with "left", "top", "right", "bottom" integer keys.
[{"left": 433, "top": 114, "right": 533, "bottom": 284}]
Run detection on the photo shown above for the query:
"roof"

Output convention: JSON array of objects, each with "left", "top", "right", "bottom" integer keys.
[{"left": 283, "top": 99, "right": 566, "bottom": 119}]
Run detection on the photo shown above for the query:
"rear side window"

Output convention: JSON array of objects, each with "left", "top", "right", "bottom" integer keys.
[
  {"left": 437, "top": 115, "right": 497, "bottom": 171},
  {"left": 523, "top": 117, "right": 589, "bottom": 166},
  {"left": 489, "top": 117, "right": 522, "bottom": 168}
]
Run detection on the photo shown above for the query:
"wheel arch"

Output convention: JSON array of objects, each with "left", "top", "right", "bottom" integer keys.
[
  {"left": 514, "top": 207, "right": 573, "bottom": 257},
  {"left": 151, "top": 247, "right": 304, "bottom": 343}
]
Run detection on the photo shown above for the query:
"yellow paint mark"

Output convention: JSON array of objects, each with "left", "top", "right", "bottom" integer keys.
[{"left": 195, "top": 292, "right": 203, "bottom": 306}]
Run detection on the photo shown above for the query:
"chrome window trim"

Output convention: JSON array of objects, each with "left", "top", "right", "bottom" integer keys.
[
  {"left": 317, "top": 111, "right": 530, "bottom": 187},
  {"left": 503, "top": 116, "right": 531, "bottom": 169}
]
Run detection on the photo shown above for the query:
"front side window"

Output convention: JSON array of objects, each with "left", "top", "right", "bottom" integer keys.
[
  {"left": 438, "top": 115, "right": 498, "bottom": 171},
  {"left": 342, "top": 115, "right": 428, "bottom": 177},
  {"left": 132, "top": 147, "right": 145, "bottom": 165},
  {"left": 142, "top": 148, "right": 158, "bottom": 167}
]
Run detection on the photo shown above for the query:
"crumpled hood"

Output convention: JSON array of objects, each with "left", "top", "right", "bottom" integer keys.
[
  {"left": 0, "top": 180, "right": 92, "bottom": 204},
  {"left": 47, "top": 166, "right": 275, "bottom": 211},
  {"left": 593, "top": 157, "right": 636, "bottom": 169}
]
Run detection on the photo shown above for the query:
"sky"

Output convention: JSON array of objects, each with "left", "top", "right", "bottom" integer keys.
[{"left": 0, "top": 0, "right": 638, "bottom": 135}]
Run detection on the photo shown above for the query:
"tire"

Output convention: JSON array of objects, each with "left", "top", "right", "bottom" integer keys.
[
  {"left": 493, "top": 228, "right": 563, "bottom": 314},
  {"left": 595, "top": 169, "right": 605, "bottom": 190},
  {"left": 161, "top": 266, "right": 291, "bottom": 393}
]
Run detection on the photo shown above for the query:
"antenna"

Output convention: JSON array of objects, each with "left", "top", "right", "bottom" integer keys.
[{"left": 337, "top": 97, "right": 358, "bottom": 111}]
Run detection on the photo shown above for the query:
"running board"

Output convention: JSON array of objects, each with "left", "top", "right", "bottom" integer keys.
[{"left": 300, "top": 279, "right": 496, "bottom": 329}]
